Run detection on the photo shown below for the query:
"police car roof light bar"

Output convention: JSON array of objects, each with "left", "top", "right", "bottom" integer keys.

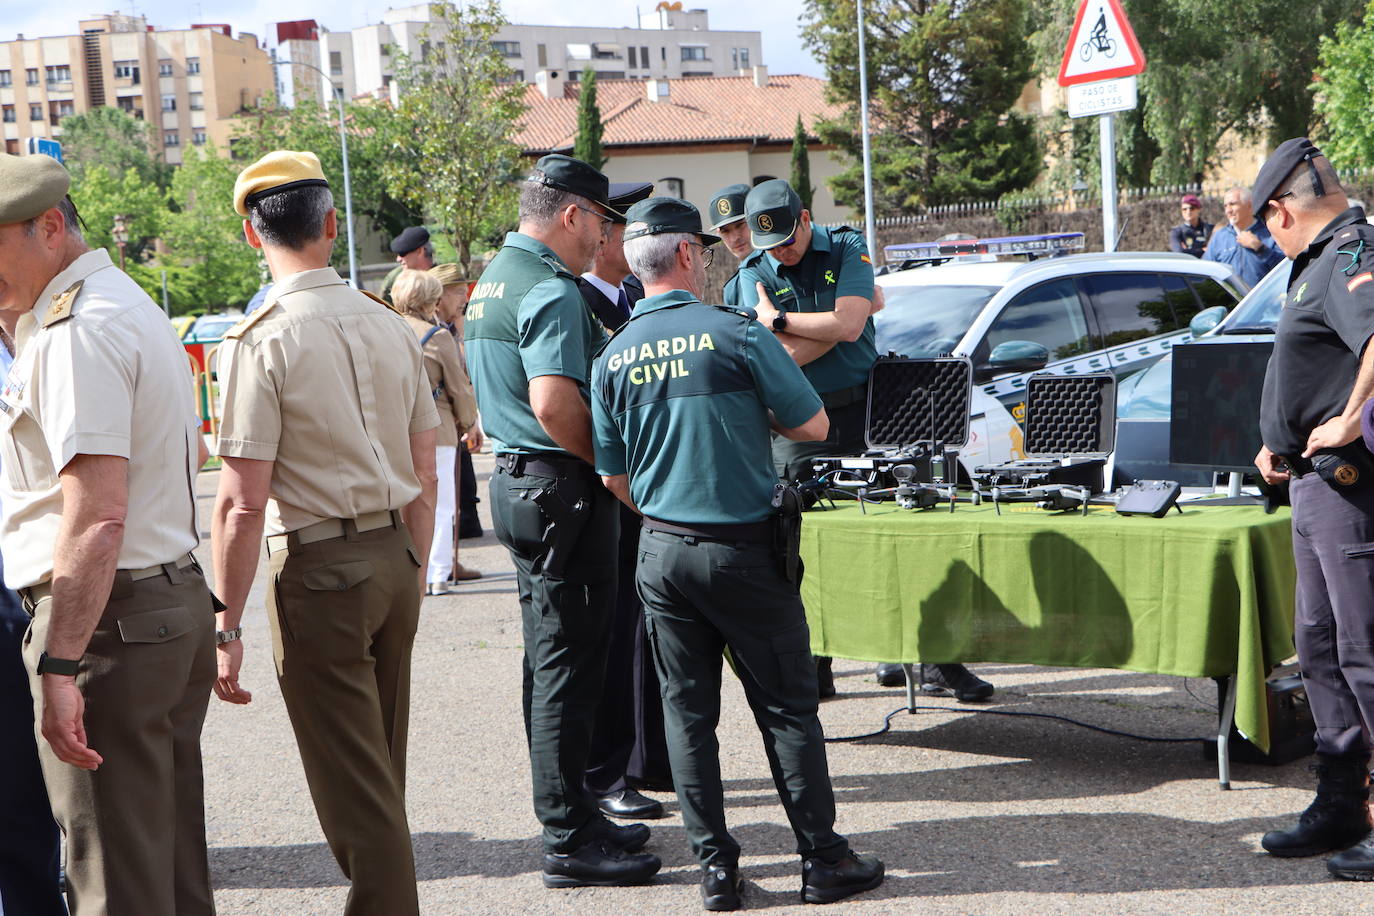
[{"left": 883, "top": 231, "right": 1085, "bottom": 265}]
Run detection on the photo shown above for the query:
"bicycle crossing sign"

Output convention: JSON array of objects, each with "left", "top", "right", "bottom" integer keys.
[{"left": 1057, "top": 0, "right": 1146, "bottom": 87}]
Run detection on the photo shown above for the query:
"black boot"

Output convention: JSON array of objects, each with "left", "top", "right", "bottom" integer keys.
[
  {"left": 816, "top": 656, "right": 835, "bottom": 699},
  {"left": 1329, "top": 834, "right": 1374, "bottom": 880},
  {"left": 1261, "top": 755, "right": 1371, "bottom": 858}
]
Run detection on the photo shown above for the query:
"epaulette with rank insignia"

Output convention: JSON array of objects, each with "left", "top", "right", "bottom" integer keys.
[
  {"left": 711, "top": 304, "right": 754, "bottom": 320},
  {"left": 222, "top": 301, "right": 278, "bottom": 340},
  {"left": 1334, "top": 222, "right": 1374, "bottom": 294},
  {"left": 538, "top": 253, "right": 575, "bottom": 280},
  {"left": 41, "top": 280, "right": 83, "bottom": 329},
  {"left": 360, "top": 289, "right": 399, "bottom": 313}
]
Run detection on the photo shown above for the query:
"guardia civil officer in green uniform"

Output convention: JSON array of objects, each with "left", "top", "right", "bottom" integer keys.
[
  {"left": 464, "top": 154, "right": 662, "bottom": 889},
  {"left": 591, "top": 197, "right": 884, "bottom": 911},
  {"left": 709, "top": 183, "right": 761, "bottom": 306}
]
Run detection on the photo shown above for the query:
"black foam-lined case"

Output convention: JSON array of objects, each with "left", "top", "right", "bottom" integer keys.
[
  {"left": 865, "top": 357, "right": 973, "bottom": 451},
  {"left": 1023, "top": 373, "right": 1116, "bottom": 457}
]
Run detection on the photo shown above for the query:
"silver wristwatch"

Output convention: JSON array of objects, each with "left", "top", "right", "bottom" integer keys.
[{"left": 216, "top": 627, "right": 242, "bottom": 645}]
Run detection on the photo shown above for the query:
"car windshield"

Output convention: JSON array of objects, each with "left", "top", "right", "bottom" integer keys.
[
  {"left": 1217, "top": 261, "right": 1290, "bottom": 334},
  {"left": 873, "top": 284, "right": 1000, "bottom": 356},
  {"left": 190, "top": 318, "right": 238, "bottom": 340}
]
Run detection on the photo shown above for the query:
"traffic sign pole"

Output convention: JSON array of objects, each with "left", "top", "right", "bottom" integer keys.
[{"left": 1100, "top": 113, "right": 1117, "bottom": 253}]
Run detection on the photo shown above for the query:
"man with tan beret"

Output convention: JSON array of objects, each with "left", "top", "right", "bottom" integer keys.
[
  {"left": 0, "top": 152, "right": 215, "bottom": 914},
  {"left": 211, "top": 150, "right": 439, "bottom": 915}
]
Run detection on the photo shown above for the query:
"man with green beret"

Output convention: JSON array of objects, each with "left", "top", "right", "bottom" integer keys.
[
  {"left": 212, "top": 149, "right": 440, "bottom": 914},
  {"left": 465, "top": 153, "right": 662, "bottom": 888},
  {"left": 0, "top": 152, "right": 216, "bottom": 914},
  {"left": 591, "top": 196, "right": 884, "bottom": 911}
]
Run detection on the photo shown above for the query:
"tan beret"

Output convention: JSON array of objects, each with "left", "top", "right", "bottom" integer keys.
[
  {"left": 232, "top": 150, "right": 329, "bottom": 217},
  {"left": 429, "top": 263, "right": 467, "bottom": 287},
  {"left": 0, "top": 153, "right": 71, "bottom": 225}
]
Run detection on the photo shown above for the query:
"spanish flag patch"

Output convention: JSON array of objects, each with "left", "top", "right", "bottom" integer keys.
[
  {"left": 1349, "top": 272, "right": 1373, "bottom": 293},
  {"left": 860, "top": 254, "right": 872, "bottom": 264}
]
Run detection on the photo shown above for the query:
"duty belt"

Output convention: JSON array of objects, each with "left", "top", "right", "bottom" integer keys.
[
  {"left": 642, "top": 516, "right": 772, "bottom": 543},
  {"left": 820, "top": 383, "right": 868, "bottom": 410},
  {"left": 20, "top": 552, "right": 197, "bottom": 608},
  {"left": 266, "top": 509, "right": 400, "bottom": 555},
  {"left": 494, "top": 452, "right": 588, "bottom": 479}
]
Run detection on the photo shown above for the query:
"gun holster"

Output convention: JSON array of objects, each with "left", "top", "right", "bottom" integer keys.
[
  {"left": 772, "top": 483, "right": 804, "bottom": 589},
  {"left": 1312, "top": 443, "right": 1374, "bottom": 491},
  {"left": 532, "top": 477, "right": 591, "bottom": 578}
]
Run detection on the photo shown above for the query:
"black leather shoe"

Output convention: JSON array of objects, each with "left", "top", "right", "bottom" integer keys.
[
  {"left": 816, "top": 656, "right": 836, "bottom": 699},
  {"left": 701, "top": 864, "right": 743, "bottom": 911},
  {"left": 595, "top": 819, "right": 650, "bottom": 853},
  {"left": 543, "top": 839, "right": 661, "bottom": 888},
  {"left": 1329, "top": 834, "right": 1374, "bottom": 880},
  {"left": 598, "top": 788, "right": 665, "bottom": 820},
  {"left": 874, "top": 663, "right": 906, "bottom": 687},
  {"left": 920, "top": 663, "right": 994, "bottom": 702},
  {"left": 801, "top": 850, "right": 883, "bottom": 904}
]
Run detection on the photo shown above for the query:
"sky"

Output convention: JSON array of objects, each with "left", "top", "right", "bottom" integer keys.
[{"left": 4, "top": 0, "right": 825, "bottom": 77}]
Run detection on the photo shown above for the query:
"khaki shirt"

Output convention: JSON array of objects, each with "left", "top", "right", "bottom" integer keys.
[
  {"left": 215, "top": 268, "right": 439, "bottom": 536},
  {"left": 403, "top": 314, "right": 477, "bottom": 448},
  {"left": 0, "top": 249, "right": 201, "bottom": 589}
]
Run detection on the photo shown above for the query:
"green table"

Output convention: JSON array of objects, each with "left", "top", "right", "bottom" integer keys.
[{"left": 799, "top": 502, "right": 1296, "bottom": 758}]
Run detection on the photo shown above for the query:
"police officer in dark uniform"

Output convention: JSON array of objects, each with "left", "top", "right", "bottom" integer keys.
[
  {"left": 591, "top": 197, "right": 884, "bottom": 911},
  {"left": 1252, "top": 138, "right": 1374, "bottom": 880},
  {"left": 577, "top": 180, "right": 674, "bottom": 820},
  {"left": 464, "top": 154, "right": 661, "bottom": 889}
]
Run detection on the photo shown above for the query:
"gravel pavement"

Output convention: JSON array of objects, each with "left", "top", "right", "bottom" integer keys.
[{"left": 194, "top": 455, "right": 1371, "bottom": 915}]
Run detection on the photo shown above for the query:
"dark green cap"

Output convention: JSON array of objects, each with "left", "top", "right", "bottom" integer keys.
[
  {"left": 0, "top": 153, "right": 71, "bottom": 225},
  {"left": 526, "top": 153, "right": 610, "bottom": 208},
  {"left": 708, "top": 183, "right": 751, "bottom": 230},
  {"left": 744, "top": 178, "right": 802, "bottom": 248},
  {"left": 623, "top": 197, "right": 721, "bottom": 246}
]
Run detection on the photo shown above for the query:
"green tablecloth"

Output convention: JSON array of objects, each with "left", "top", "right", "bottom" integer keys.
[{"left": 799, "top": 502, "right": 1296, "bottom": 752}]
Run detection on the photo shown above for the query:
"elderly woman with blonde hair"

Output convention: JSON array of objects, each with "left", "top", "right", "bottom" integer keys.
[{"left": 392, "top": 268, "right": 481, "bottom": 594}]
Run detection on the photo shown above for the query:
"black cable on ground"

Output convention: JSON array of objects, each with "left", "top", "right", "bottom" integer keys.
[{"left": 825, "top": 702, "right": 1210, "bottom": 745}]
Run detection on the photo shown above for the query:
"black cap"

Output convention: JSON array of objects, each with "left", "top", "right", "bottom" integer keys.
[
  {"left": 607, "top": 181, "right": 655, "bottom": 224},
  {"left": 745, "top": 179, "right": 802, "bottom": 248},
  {"left": 390, "top": 226, "right": 430, "bottom": 255},
  {"left": 708, "top": 183, "right": 751, "bottom": 230},
  {"left": 623, "top": 197, "right": 721, "bottom": 246},
  {"left": 1252, "top": 137, "right": 1326, "bottom": 217},
  {"left": 527, "top": 153, "right": 611, "bottom": 208}
]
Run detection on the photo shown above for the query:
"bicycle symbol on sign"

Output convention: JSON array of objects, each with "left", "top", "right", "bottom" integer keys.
[{"left": 1079, "top": 8, "right": 1117, "bottom": 61}]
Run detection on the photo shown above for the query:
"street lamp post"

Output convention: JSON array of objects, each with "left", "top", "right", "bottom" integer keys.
[
  {"left": 271, "top": 58, "right": 358, "bottom": 289},
  {"left": 856, "top": 0, "right": 877, "bottom": 263},
  {"left": 111, "top": 214, "right": 128, "bottom": 270}
]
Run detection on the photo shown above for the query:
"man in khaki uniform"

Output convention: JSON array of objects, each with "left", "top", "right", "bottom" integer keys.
[
  {"left": 210, "top": 151, "right": 439, "bottom": 916},
  {"left": 0, "top": 152, "right": 215, "bottom": 915}
]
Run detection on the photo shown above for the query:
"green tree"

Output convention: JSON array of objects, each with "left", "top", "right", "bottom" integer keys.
[
  {"left": 573, "top": 66, "right": 606, "bottom": 169},
  {"left": 802, "top": 0, "right": 1042, "bottom": 213},
  {"left": 1316, "top": 1, "right": 1374, "bottom": 167},
  {"left": 156, "top": 150, "right": 263, "bottom": 313},
  {"left": 59, "top": 107, "right": 169, "bottom": 187},
  {"left": 68, "top": 164, "right": 169, "bottom": 270},
  {"left": 380, "top": 0, "right": 527, "bottom": 266},
  {"left": 790, "top": 115, "right": 814, "bottom": 212}
]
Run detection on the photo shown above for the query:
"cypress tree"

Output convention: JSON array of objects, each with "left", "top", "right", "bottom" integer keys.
[
  {"left": 790, "top": 114, "right": 814, "bottom": 212},
  {"left": 573, "top": 66, "right": 606, "bottom": 169}
]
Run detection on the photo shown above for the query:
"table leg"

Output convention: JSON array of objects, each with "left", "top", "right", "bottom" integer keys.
[
  {"left": 1217, "top": 675, "right": 1237, "bottom": 790},
  {"left": 903, "top": 663, "right": 917, "bottom": 713}
]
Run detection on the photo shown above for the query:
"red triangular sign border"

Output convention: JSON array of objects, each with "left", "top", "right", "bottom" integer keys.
[{"left": 1057, "top": 0, "right": 1147, "bottom": 87}]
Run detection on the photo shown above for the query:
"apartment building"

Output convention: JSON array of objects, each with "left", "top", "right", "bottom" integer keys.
[
  {"left": 278, "top": 3, "right": 762, "bottom": 106},
  {"left": 0, "top": 14, "right": 272, "bottom": 162}
]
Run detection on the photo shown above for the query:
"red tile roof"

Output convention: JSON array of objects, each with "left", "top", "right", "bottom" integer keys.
[{"left": 517, "top": 74, "right": 841, "bottom": 153}]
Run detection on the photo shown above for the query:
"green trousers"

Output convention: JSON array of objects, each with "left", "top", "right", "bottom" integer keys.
[
  {"left": 636, "top": 527, "right": 848, "bottom": 867},
  {"left": 490, "top": 461, "right": 618, "bottom": 853}
]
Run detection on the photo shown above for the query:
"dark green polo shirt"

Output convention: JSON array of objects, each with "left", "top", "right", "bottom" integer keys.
[
  {"left": 734, "top": 225, "right": 877, "bottom": 394},
  {"left": 464, "top": 232, "right": 603, "bottom": 456},
  {"left": 722, "top": 249, "right": 765, "bottom": 307},
  {"left": 591, "top": 289, "right": 821, "bottom": 524}
]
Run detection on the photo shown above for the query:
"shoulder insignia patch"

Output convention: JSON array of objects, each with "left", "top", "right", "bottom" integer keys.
[
  {"left": 41, "top": 280, "right": 83, "bottom": 329},
  {"left": 1349, "top": 273, "right": 1373, "bottom": 294},
  {"left": 223, "top": 301, "right": 278, "bottom": 339},
  {"left": 860, "top": 254, "right": 873, "bottom": 265},
  {"left": 360, "top": 289, "right": 399, "bottom": 313}
]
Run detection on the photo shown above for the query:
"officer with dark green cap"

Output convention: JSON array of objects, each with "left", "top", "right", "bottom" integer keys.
[
  {"left": 591, "top": 196, "right": 885, "bottom": 911},
  {"left": 707, "top": 183, "right": 762, "bottom": 306},
  {"left": 464, "top": 153, "right": 662, "bottom": 889}
]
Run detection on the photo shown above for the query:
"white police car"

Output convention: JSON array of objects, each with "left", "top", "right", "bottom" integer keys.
[{"left": 873, "top": 233, "right": 1245, "bottom": 473}]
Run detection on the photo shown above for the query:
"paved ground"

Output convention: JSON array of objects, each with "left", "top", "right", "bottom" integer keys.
[{"left": 196, "top": 455, "right": 1372, "bottom": 915}]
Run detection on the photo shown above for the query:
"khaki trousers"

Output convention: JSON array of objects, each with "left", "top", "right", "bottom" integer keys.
[
  {"left": 266, "top": 520, "right": 422, "bottom": 916},
  {"left": 22, "top": 561, "right": 216, "bottom": 916}
]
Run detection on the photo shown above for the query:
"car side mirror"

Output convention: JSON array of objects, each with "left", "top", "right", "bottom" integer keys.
[
  {"left": 984, "top": 340, "right": 1050, "bottom": 374},
  {"left": 1188, "top": 305, "right": 1228, "bottom": 337}
]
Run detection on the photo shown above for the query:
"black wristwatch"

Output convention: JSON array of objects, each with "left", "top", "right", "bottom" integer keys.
[
  {"left": 771, "top": 311, "right": 789, "bottom": 332},
  {"left": 37, "top": 652, "right": 80, "bottom": 676}
]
